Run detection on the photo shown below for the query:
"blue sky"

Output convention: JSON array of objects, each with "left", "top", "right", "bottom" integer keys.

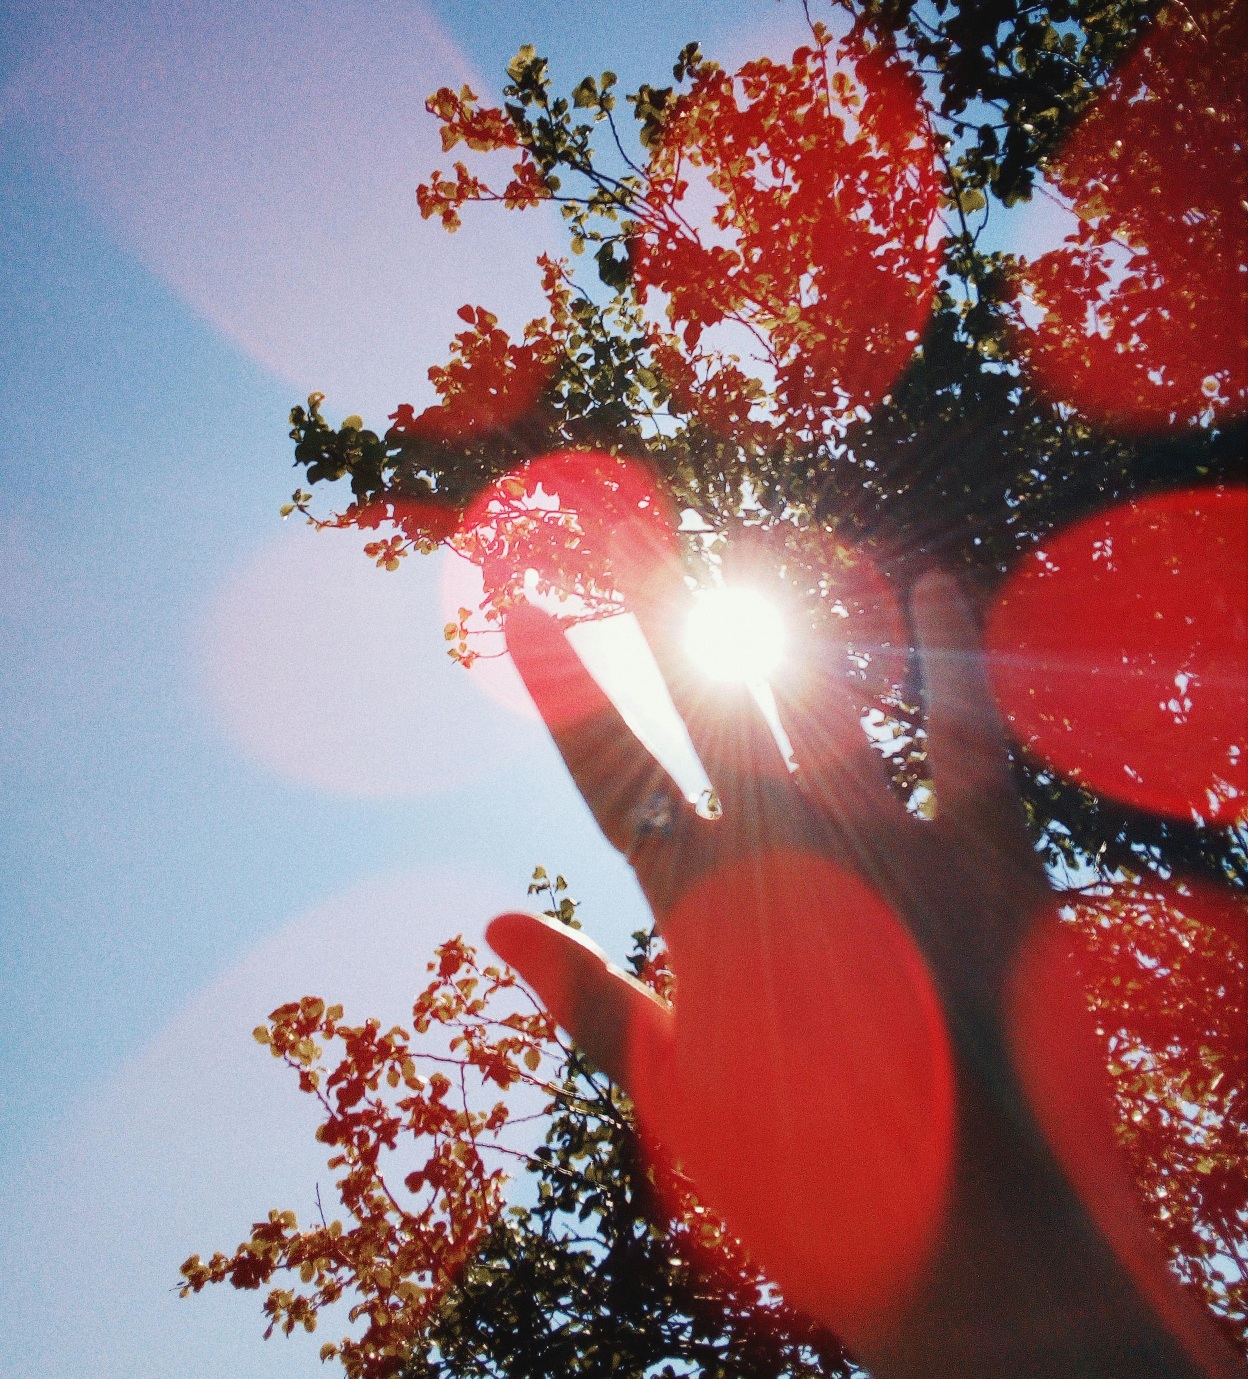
[
  {"left": 0, "top": 2, "right": 1098, "bottom": 1372},
  {"left": 0, "top": 3, "right": 799, "bottom": 1372}
]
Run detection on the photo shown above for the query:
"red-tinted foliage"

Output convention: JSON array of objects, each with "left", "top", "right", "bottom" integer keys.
[
  {"left": 632, "top": 31, "right": 942, "bottom": 432},
  {"left": 987, "top": 486, "right": 1247, "bottom": 823},
  {"left": 354, "top": 495, "right": 460, "bottom": 552},
  {"left": 1008, "top": 898, "right": 1242, "bottom": 1375},
  {"left": 416, "top": 26, "right": 941, "bottom": 442},
  {"left": 1013, "top": 0, "right": 1248, "bottom": 432},
  {"left": 179, "top": 943, "right": 558, "bottom": 1379},
  {"left": 456, "top": 448, "right": 679, "bottom": 617},
  {"left": 395, "top": 305, "right": 553, "bottom": 443},
  {"left": 1063, "top": 879, "right": 1248, "bottom": 1349}
]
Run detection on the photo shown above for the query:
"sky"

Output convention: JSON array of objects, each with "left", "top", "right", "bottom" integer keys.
[
  {"left": 0, "top": 3, "right": 823, "bottom": 1374},
  {"left": 0, "top": 2, "right": 1141, "bottom": 1373}
]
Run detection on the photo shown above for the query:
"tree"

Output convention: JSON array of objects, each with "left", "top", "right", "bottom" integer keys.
[
  {"left": 181, "top": 874, "right": 863, "bottom": 1378},
  {"left": 184, "top": 1, "right": 1246, "bottom": 1373},
  {"left": 179, "top": 869, "right": 1242, "bottom": 1375}
]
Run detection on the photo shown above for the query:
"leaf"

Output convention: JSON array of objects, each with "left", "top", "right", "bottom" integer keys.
[{"left": 506, "top": 44, "right": 539, "bottom": 84}]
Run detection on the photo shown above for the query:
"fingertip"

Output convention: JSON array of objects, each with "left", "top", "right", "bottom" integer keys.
[
  {"left": 484, "top": 910, "right": 538, "bottom": 962},
  {"left": 486, "top": 910, "right": 569, "bottom": 971},
  {"left": 486, "top": 910, "right": 610, "bottom": 975},
  {"left": 911, "top": 568, "right": 966, "bottom": 623},
  {"left": 911, "top": 568, "right": 984, "bottom": 657},
  {"left": 912, "top": 568, "right": 958, "bottom": 602},
  {"left": 486, "top": 911, "right": 576, "bottom": 1024}
]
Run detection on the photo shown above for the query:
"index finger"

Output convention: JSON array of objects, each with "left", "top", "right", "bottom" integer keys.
[{"left": 506, "top": 602, "right": 688, "bottom": 859}]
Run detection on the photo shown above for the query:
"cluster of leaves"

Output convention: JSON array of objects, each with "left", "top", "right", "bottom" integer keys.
[
  {"left": 1067, "top": 879, "right": 1248, "bottom": 1348},
  {"left": 284, "top": 254, "right": 666, "bottom": 565},
  {"left": 182, "top": 866, "right": 1245, "bottom": 1370},
  {"left": 277, "top": 3, "right": 1246, "bottom": 898},
  {"left": 400, "top": 1068, "right": 859, "bottom": 1379},
  {"left": 283, "top": 11, "right": 1243, "bottom": 561},
  {"left": 847, "top": 0, "right": 1164, "bottom": 206},
  {"left": 178, "top": 936, "right": 558, "bottom": 1376},
  {"left": 1010, "top": 0, "right": 1246, "bottom": 431},
  {"left": 181, "top": 872, "right": 863, "bottom": 1378}
]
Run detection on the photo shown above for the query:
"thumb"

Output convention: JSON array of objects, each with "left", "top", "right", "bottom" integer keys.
[{"left": 486, "top": 912, "right": 679, "bottom": 1140}]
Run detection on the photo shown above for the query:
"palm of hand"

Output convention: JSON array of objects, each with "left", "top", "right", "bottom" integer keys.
[{"left": 488, "top": 569, "right": 1234, "bottom": 1379}]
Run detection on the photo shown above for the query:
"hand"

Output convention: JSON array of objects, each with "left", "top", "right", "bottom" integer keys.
[{"left": 487, "top": 563, "right": 1239, "bottom": 1379}]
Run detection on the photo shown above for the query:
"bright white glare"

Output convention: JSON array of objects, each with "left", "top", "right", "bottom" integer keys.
[
  {"left": 566, "top": 615, "right": 712, "bottom": 801},
  {"left": 684, "top": 586, "right": 786, "bottom": 684},
  {"left": 565, "top": 607, "right": 795, "bottom": 802}
]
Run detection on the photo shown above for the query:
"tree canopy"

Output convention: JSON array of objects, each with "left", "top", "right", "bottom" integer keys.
[
  {"left": 287, "top": 0, "right": 1245, "bottom": 880},
  {"left": 182, "top": 876, "right": 865, "bottom": 1378},
  {"left": 182, "top": 0, "right": 1246, "bottom": 1373}
]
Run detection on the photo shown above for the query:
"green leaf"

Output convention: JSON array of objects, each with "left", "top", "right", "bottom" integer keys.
[{"left": 506, "top": 44, "right": 538, "bottom": 84}]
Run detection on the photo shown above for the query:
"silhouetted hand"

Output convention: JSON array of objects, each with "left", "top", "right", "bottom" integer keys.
[{"left": 487, "top": 564, "right": 1239, "bottom": 1379}]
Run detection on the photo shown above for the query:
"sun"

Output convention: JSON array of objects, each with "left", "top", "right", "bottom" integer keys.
[{"left": 684, "top": 586, "right": 787, "bottom": 684}]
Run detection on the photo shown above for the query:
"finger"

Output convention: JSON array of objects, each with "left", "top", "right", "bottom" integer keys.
[
  {"left": 773, "top": 637, "right": 913, "bottom": 874},
  {"left": 505, "top": 601, "right": 686, "bottom": 857},
  {"left": 910, "top": 571, "right": 1018, "bottom": 827},
  {"left": 775, "top": 677, "right": 908, "bottom": 825},
  {"left": 486, "top": 912, "right": 680, "bottom": 1141},
  {"left": 628, "top": 572, "right": 793, "bottom": 816}
]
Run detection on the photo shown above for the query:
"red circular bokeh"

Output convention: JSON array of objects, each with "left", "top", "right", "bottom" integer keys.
[
  {"left": 987, "top": 487, "right": 1247, "bottom": 824},
  {"left": 457, "top": 449, "right": 677, "bottom": 610},
  {"left": 653, "top": 848, "right": 954, "bottom": 1337}
]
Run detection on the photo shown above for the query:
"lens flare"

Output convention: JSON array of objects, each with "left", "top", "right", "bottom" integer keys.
[
  {"left": 648, "top": 849, "right": 955, "bottom": 1337},
  {"left": 684, "top": 587, "right": 786, "bottom": 684},
  {"left": 987, "top": 486, "right": 1247, "bottom": 823}
]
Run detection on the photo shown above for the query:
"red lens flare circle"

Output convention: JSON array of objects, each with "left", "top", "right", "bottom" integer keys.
[
  {"left": 650, "top": 849, "right": 955, "bottom": 1338},
  {"left": 987, "top": 487, "right": 1247, "bottom": 824},
  {"left": 457, "top": 449, "right": 677, "bottom": 610}
]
